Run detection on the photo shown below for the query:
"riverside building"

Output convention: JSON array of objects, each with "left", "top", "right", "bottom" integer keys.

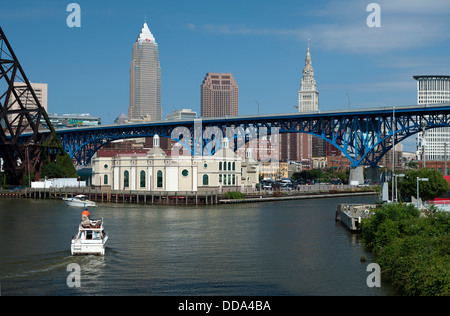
[{"left": 91, "top": 136, "right": 259, "bottom": 192}]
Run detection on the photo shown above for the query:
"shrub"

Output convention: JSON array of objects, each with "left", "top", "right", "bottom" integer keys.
[
  {"left": 362, "top": 203, "right": 450, "bottom": 296},
  {"left": 224, "top": 191, "right": 245, "bottom": 200}
]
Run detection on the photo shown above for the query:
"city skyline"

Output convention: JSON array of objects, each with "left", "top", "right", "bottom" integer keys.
[{"left": 2, "top": 0, "right": 450, "bottom": 153}]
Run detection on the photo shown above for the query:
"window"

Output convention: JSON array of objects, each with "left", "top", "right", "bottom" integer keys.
[
  {"left": 140, "top": 170, "right": 146, "bottom": 188},
  {"left": 219, "top": 161, "right": 222, "bottom": 170},
  {"left": 104, "top": 175, "right": 108, "bottom": 185},
  {"left": 124, "top": 170, "right": 129, "bottom": 188},
  {"left": 203, "top": 174, "right": 209, "bottom": 186},
  {"left": 232, "top": 174, "right": 235, "bottom": 185},
  {"left": 203, "top": 163, "right": 208, "bottom": 169},
  {"left": 157, "top": 170, "right": 163, "bottom": 188},
  {"left": 224, "top": 161, "right": 227, "bottom": 170},
  {"left": 219, "top": 174, "right": 222, "bottom": 183},
  {"left": 228, "top": 162, "right": 231, "bottom": 170},
  {"left": 182, "top": 169, "right": 189, "bottom": 177},
  {"left": 232, "top": 162, "right": 235, "bottom": 170},
  {"left": 104, "top": 164, "right": 108, "bottom": 169}
]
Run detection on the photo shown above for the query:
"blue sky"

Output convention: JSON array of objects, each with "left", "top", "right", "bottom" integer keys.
[{"left": 2, "top": 0, "right": 450, "bottom": 151}]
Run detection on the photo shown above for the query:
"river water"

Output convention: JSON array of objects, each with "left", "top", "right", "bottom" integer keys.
[{"left": 0, "top": 195, "right": 395, "bottom": 296}]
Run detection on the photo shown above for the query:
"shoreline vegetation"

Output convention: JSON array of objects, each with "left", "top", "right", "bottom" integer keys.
[{"left": 361, "top": 203, "right": 450, "bottom": 296}]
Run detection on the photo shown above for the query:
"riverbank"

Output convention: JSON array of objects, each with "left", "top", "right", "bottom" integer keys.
[
  {"left": 0, "top": 186, "right": 378, "bottom": 205},
  {"left": 219, "top": 191, "right": 377, "bottom": 203}
]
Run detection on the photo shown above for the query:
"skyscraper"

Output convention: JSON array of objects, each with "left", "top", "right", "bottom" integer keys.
[
  {"left": 201, "top": 73, "right": 238, "bottom": 117},
  {"left": 129, "top": 22, "right": 161, "bottom": 121},
  {"left": 7, "top": 82, "right": 47, "bottom": 130},
  {"left": 281, "top": 48, "right": 319, "bottom": 164},
  {"left": 415, "top": 75, "right": 450, "bottom": 161}
]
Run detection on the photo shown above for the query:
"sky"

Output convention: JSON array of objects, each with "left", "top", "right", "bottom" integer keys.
[{"left": 2, "top": 0, "right": 450, "bottom": 152}]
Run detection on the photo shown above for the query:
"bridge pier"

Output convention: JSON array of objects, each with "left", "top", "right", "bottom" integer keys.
[
  {"left": 366, "top": 166, "right": 380, "bottom": 184},
  {"left": 349, "top": 166, "right": 364, "bottom": 185}
]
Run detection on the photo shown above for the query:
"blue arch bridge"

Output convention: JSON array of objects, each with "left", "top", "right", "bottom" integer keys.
[{"left": 20, "top": 103, "right": 450, "bottom": 168}]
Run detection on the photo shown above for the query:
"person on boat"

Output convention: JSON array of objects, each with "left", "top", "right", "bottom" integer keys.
[{"left": 81, "top": 209, "right": 91, "bottom": 227}]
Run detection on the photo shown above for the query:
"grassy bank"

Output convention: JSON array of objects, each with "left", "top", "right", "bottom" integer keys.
[{"left": 362, "top": 203, "right": 450, "bottom": 296}]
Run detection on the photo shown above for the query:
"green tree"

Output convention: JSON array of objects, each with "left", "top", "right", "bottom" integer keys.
[
  {"left": 397, "top": 168, "right": 448, "bottom": 202},
  {"left": 40, "top": 162, "right": 68, "bottom": 178}
]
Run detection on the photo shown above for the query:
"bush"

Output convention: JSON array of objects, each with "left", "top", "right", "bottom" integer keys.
[
  {"left": 362, "top": 203, "right": 450, "bottom": 296},
  {"left": 224, "top": 191, "right": 245, "bottom": 200}
]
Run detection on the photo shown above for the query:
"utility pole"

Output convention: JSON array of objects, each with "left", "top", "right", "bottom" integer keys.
[{"left": 392, "top": 106, "right": 395, "bottom": 202}]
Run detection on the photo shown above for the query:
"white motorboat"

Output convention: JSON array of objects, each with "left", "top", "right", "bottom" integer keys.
[
  {"left": 71, "top": 217, "right": 108, "bottom": 255},
  {"left": 63, "top": 195, "right": 97, "bottom": 207}
]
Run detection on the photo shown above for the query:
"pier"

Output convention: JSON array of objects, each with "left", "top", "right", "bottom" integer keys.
[
  {"left": 336, "top": 203, "right": 378, "bottom": 232},
  {"left": 0, "top": 186, "right": 377, "bottom": 206},
  {"left": 0, "top": 187, "right": 219, "bottom": 205}
]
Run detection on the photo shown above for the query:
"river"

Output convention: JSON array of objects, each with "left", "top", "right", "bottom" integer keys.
[{"left": 0, "top": 195, "right": 395, "bottom": 296}]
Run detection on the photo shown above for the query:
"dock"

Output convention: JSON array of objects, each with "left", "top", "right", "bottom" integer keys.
[
  {"left": 336, "top": 203, "right": 378, "bottom": 232},
  {"left": 0, "top": 187, "right": 378, "bottom": 207},
  {"left": 0, "top": 187, "right": 219, "bottom": 205}
]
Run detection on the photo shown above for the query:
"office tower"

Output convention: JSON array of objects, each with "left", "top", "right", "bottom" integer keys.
[
  {"left": 128, "top": 22, "right": 161, "bottom": 121},
  {"left": 7, "top": 82, "right": 47, "bottom": 130},
  {"left": 201, "top": 73, "right": 238, "bottom": 117},
  {"left": 415, "top": 75, "right": 450, "bottom": 161},
  {"left": 282, "top": 48, "right": 320, "bottom": 165}
]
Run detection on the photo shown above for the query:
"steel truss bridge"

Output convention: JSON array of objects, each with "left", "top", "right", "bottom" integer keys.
[{"left": 18, "top": 103, "right": 450, "bottom": 167}]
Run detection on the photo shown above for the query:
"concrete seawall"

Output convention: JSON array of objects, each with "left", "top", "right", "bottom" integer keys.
[{"left": 219, "top": 191, "right": 377, "bottom": 204}]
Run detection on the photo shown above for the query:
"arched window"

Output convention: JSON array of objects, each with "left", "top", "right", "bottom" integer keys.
[
  {"left": 203, "top": 174, "right": 209, "bottom": 186},
  {"left": 232, "top": 174, "right": 235, "bottom": 185},
  {"left": 228, "top": 162, "right": 231, "bottom": 170},
  {"left": 219, "top": 161, "right": 222, "bottom": 170},
  {"left": 157, "top": 170, "right": 163, "bottom": 188},
  {"left": 140, "top": 170, "right": 146, "bottom": 188},
  {"left": 104, "top": 174, "right": 108, "bottom": 185},
  {"left": 232, "top": 162, "right": 235, "bottom": 170},
  {"left": 124, "top": 170, "right": 129, "bottom": 188},
  {"left": 224, "top": 161, "right": 227, "bottom": 170}
]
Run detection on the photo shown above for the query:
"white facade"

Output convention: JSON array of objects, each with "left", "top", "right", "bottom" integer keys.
[
  {"left": 415, "top": 75, "right": 450, "bottom": 161},
  {"left": 92, "top": 136, "right": 259, "bottom": 192}
]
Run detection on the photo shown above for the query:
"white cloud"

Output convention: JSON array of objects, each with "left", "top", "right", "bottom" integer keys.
[{"left": 186, "top": 0, "right": 450, "bottom": 54}]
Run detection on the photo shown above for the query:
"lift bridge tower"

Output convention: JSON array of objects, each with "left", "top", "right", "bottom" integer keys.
[{"left": 0, "top": 27, "right": 75, "bottom": 185}]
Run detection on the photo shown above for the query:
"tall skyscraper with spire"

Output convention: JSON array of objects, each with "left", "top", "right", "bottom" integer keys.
[
  {"left": 281, "top": 47, "right": 320, "bottom": 165},
  {"left": 128, "top": 22, "right": 162, "bottom": 121},
  {"left": 298, "top": 47, "right": 320, "bottom": 164},
  {"left": 298, "top": 47, "right": 319, "bottom": 112}
]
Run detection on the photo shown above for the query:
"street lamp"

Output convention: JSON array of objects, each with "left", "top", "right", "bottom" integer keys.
[
  {"left": 416, "top": 177, "right": 429, "bottom": 209},
  {"left": 394, "top": 174, "right": 405, "bottom": 202}
]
